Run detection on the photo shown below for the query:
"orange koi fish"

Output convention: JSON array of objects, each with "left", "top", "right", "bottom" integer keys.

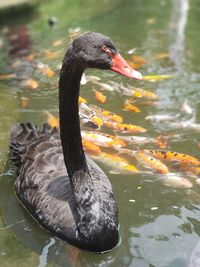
[
  {"left": 105, "top": 121, "right": 147, "bottom": 133},
  {"left": 123, "top": 99, "right": 141, "bottom": 112},
  {"left": 20, "top": 97, "right": 30, "bottom": 108},
  {"left": 145, "top": 150, "right": 200, "bottom": 166},
  {"left": 82, "top": 140, "right": 102, "bottom": 156},
  {"left": 44, "top": 49, "right": 62, "bottom": 59},
  {"left": 22, "top": 79, "right": 39, "bottom": 90},
  {"left": 93, "top": 89, "right": 107, "bottom": 103},
  {"left": 38, "top": 65, "right": 55, "bottom": 78},
  {"left": 44, "top": 111, "right": 59, "bottom": 128},
  {"left": 118, "top": 148, "right": 169, "bottom": 174},
  {"left": 81, "top": 131, "right": 126, "bottom": 148},
  {"left": 93, "top": 152, "right": 138, "bottom": 174},
  {"left": 91, "top": 105, "right": 123, "bottom": 123},
  {"left": 52, "top": 39, "right": 65, "bottom": 47},
  {"left": 0, "top": 73, "right": 16, "bottom": 80},
  {"left": 127, "top": 55, "right": 147, "bottom": 69}
]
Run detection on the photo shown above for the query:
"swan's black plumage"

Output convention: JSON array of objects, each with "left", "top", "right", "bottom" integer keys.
[{"left": 10, "top": 32, "right": 120, "bottom": 252}]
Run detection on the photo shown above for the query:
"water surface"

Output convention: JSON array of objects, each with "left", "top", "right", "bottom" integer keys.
[{"left": 0, "top": 0, "right": 200, "bottom": 266}]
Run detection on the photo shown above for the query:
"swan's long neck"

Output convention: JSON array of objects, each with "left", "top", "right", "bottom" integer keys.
[{"left": 59, "top": 51, "right": 100, "bottom": 234}]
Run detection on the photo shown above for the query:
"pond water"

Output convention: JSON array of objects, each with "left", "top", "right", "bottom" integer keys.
[{"left": 0, "top": 0, "right": 200, "bottom": 266}]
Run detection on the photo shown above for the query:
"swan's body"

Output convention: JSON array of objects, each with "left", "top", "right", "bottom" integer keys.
[{"left": 10, "top": 32, "right": 142, "bottom": 252}]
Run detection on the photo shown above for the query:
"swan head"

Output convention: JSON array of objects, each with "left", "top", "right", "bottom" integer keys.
[{"left": 66, "top": 32, "right": 142, "bottom": 80}]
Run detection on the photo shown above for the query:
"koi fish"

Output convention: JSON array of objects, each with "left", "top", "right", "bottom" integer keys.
[
  {"left": 93, "top": 89, "right": 107, "bottom": 103},
  {"left": 79, "top": 103, "right": 104, "bottom": 127},
  {"left": 183, "top": 166, "right": 200, "bottom": 177},
  {"left": 52, "top": 39, "right": 65, "bottom": 47},
  {"left": 117, "top": 148, "right": 169, "bottom": 174},
  {"left": 142, "top": 74, "right": 174, "bottom": 82},
  {"left": 144, "top": 149, "right": 200, "bottom": 166},
  {"left": 170, "top": 119, "right": 200, "bottom": 132},
  {"left": 105, "top": 121, "right": 147, "bottom": 133},
  {"left": 44, "top": 111, "right": 59, "bottom": 128},
  {"left": 92, "top": 81, "right": 114, "bottom": 91},
  {"left": 160, "top": 174, "right": 193, "bottom": 188},
  {"left": 85, "top": 75, "right": 101, "bottom": 83},
  {"left": 81, "top": 131, "right": 126, "bottom": 148},
  {"left": 145, "top": 114, "right": 180, "bottom": 122},
  {"left": 37, "top": 64, "right": 55, "bottom": 78},
  {"left": 91, "top": 105, "right": 123, "bottom": 123},
  {"left": 123, "top": 99, "right": 141, "bottom": 112},
  {"left": 181, "top": 99, "right": 193, "bottom": 115},
  {"left": 20, "top": 97, "right": 30, "bottom": 108},
  {"left": 121, "top": 86, "right": 158, "bottom": 100},
  {"left": 93, "top": 152, "right": 138, "bottom": 174},
  {"left": 0, "top": 73, "right": 16, "bottom": 80},
  {"left": 127, "top": 55, "right": 147, "bottom": 69},
  {"left": 21, "top": 79, "right": 39, "bottom": 90},
  {"left": 79, "top": 96, "right": 87, "bottom": 104},
  {"left": 44, "top": 49, "right": 62, "bottom": 59},
  {"left": 82, "top": 140, "right": 102, "bottom": 156},
  {"left": 116, "top": 135, "right": 156, "bottom": 145}
]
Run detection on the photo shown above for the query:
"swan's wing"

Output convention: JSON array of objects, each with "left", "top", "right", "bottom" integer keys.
[{"left": 14, "top": 131, "right": 77, "bottom": 237}]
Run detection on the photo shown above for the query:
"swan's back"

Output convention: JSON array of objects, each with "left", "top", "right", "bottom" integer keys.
[{"left": 10, "top": 123, "right": 118, "bottom": 251}]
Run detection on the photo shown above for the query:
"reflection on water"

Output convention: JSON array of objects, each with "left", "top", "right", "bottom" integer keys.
[{"left": 0, "top": 0, "right": 200, "bottom": 267}]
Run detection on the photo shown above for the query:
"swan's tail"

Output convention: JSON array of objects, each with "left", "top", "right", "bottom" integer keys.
[{"left": 9, "top": 122, "right": 57, "bottom": 169}]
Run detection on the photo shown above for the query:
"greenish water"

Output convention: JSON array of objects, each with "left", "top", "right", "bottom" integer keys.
[{"left": 0, "top": 0, "right": 200, "bottom": 266}]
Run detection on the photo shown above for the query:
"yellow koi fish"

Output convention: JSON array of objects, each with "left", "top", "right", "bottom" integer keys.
[
  {"left": 105, "top": 121, "right": 147, "bottom": 133},
  {"left": 81, "top": 131, "right": 126, "bottom": 148},
  {"left": 79, "top": 96, "right": 87, "bottom": 104},
  {"left": 131, "top": 87, "right": 158, "bottom": 100},
  {"left": 93, "top": 89, "right": 107, "bottom": 103},
  {"left": 118, "top": 148, "right": 169, "bottom": 174},
  {"left": 93, "top": 152, "right": 138, "bottom": 174},
  {"left": 142, "top": 74, "right": 174, "bottom": 82},
  {"left": 91, "top": 105, "right": 123, "bottom": 123},
  {"left": 145, "top": 150, "right": 200, "bottom": 166}
]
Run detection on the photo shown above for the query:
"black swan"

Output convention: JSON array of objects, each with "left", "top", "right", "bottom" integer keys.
[{"left": 9, "top": 32, "right": 142, "bottom": 253}]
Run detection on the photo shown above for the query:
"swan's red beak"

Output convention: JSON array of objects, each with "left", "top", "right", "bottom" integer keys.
[{"left": 111, "top": 53, "right": 142, "bottom": 80}]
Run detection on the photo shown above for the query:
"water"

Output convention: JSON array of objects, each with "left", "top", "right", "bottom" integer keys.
[{"left": 0, "top": 0, "right": 200, "bottom": 266}]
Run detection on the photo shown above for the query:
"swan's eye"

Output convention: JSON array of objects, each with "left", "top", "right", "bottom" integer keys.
[{"left": 100, "top": 45, "right": 113, "bottom": 56}]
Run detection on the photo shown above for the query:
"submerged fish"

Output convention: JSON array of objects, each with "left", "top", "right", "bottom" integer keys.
[
  {"left": 44, "top": 111, "right": 59, "bottom": 128},
  {"left": 105, "top": 121, "right": 147, "bottom": 133},
  {"left": 145, "top": 149, "right": 200, "bottom": 166},
  {"left": 142, "top": 74, "right": 174, "bottom": 82},
  {"left": 160, "top": 173, "right": 193, "bottom": 188},
  {"left": 118, "top": 148, "right": 169, "bottom": 174},
  {"left": 93, "top": 152, "right": 138, "bottom": 174},
  {"left": 82, "top": 140, "right": 102, "bottom": 156},
  {"left": 122, "top": 86, "right": 158, "bottom": 100},
  {"left": 92, "top": 81, "right": 114, "bottom": 91},
  {"left": 123, "top": 99, "right": 141, "bottom": 113},
  {"left": 145, "top": 114, "right": 180, "bottom": 122},
  {"left": 81, "top": 131, "right": 126, "bottom": 148},
  {"left": 181, "top": 99, "right": 194, "bottom": 115},
  {"left": 21, "top": 79, "right": 39, "bottom": 90},
  {"left": 93, "top": 89, "right": 107, "bottom": 103},
  {"left": 117, "top": 135, "right": 156, "bottom": 145},
  {"left": 91, "top": 105, "right": 123, "bottom": 123}
]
